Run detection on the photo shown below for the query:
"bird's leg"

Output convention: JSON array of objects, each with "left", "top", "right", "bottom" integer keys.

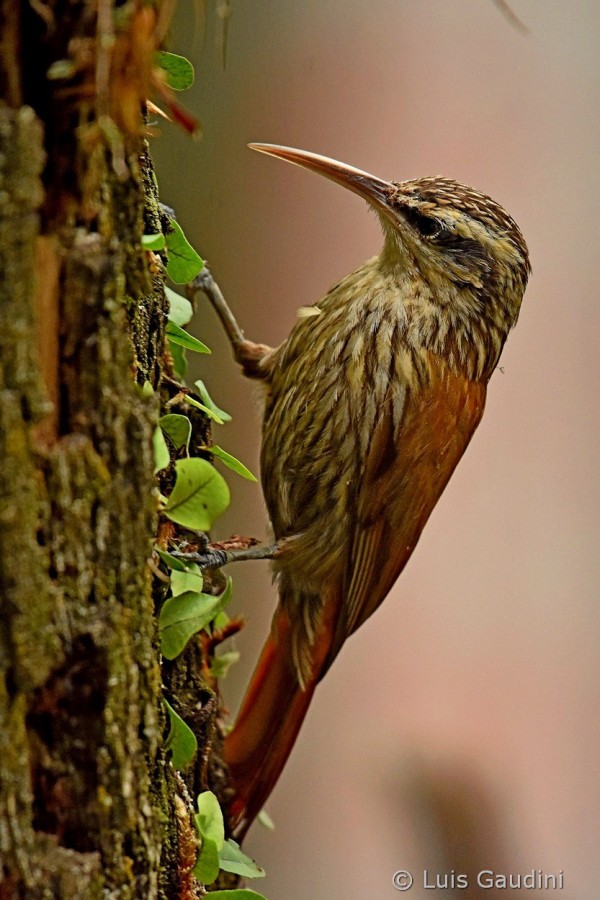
[
  {"left": 171, "top": 541, "right": 282, "bottom": 570},
  {"left": 187, "top": 268, "right": 273, "bottom": 379}
]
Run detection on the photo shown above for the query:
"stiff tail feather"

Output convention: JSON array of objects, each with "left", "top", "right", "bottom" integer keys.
[{"left": 224, "top": 605, "right": 330, "bottom": 839}]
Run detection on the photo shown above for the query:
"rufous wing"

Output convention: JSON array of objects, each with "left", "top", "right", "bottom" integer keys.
[{"left": 323, "top": 359, "right": 487, "bottom": 674}]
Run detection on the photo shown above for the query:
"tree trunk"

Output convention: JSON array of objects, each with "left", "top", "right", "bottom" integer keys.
[{"left": 0, "top": 3, "right": 223, "bottom": 897}]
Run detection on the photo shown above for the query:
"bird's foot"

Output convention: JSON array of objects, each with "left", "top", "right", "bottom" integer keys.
[{"left": 170, "top": 536, "right": 282, "bottom": 570}]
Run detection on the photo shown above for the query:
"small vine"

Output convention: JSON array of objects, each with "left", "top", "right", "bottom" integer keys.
[{"left": 148, "top": 50, "right": 268, "bottom": 899}]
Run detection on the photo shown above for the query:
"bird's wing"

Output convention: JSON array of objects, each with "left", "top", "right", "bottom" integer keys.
[{"left": 323, "top": 361, "right": 486, "bottom": 674}]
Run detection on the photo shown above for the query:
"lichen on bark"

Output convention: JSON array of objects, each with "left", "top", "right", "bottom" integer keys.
[
  {"left": 0, "top": 100, "right": 171, "bottom": 895},
  {"left": 0, "top": 3, "right": 237, "bottom": 896}
]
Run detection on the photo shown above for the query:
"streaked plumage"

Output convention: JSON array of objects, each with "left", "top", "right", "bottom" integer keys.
[{"left": 223, "top": 146, "right": 530, "bottom": 837}]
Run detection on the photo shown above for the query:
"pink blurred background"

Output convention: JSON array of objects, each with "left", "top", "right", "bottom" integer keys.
[{"left": 153, "top": 2, "right": 600, "bottom": 897}]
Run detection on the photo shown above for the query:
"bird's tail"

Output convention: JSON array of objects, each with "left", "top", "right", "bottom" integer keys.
[{"left": 224, "top": 604, "right": 330, "bottom": 839}]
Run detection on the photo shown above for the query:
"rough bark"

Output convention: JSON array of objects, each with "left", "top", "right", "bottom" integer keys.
[{"left": 0, "top": 2, "right": 226, "bottom": 897}]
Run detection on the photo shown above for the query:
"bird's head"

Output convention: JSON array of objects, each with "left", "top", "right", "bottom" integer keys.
[{"left": 249, "top": 144, "right": 530, "bottom": 378}]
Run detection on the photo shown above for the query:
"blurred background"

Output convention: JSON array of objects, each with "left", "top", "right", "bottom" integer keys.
[{"left": 152, "top": 2, "right": 600, "bottom": 897}]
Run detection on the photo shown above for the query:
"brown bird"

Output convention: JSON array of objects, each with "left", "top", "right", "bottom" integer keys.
[{"left": 203, "top": 145, "right": 530, "bottom": 838}]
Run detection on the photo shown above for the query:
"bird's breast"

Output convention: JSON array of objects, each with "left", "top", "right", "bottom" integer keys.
[{"left": 260, "top": 260, "right": 429, "bottom": 539}]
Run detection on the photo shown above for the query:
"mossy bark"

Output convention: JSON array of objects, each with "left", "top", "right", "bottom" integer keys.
[
  {"left": 0, "top": 101, "right": 171, "bottom": 896},
  {"left": 0, "top": 3, "right": 226, "bottom": 897}
]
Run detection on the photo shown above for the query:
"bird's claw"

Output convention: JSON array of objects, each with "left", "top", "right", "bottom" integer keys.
[{"left": 169, "top": 547, "right": 229, "bottom": 570}]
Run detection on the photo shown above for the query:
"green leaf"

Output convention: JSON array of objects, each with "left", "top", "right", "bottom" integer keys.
[
  {"left": 164, "top": 699, "right": 197, "bottom": 769},
  {"left": 210, "top": 578, "right": 234, "bottom": 620},
  {"left": 193, "top": 790, "right": 225, "bottom": 885},
  {"left": 159, "top": 579, "right": 232, "bottom": 659},
  {"left": 218, "top": 839, "right": 266, "bottom": 879},
  {"left": 210, "top": 445, "right": 257, "bottom": 481},
  {"left": 195, "top": 791, "right": 224, "bottom": 849},
  {"left": 166, "top": 286, "right": 193, "bottom": 327},
  {"left": 170, "top": 563, "right": 203, "bottom": 597},
  {"left": 257, "top": 809, "right": 275, "bottom": 831},
  {"left": 155, "top": 50, "right": 195, "bottom": 91},
  {"left": 156, "top": 549, "right": 190, "bottom": 572},
  {"left": 194, "top": 380, "right": 232, "bottom": 423},
  {"left": 166, "top": 321, "right": 210, "bottom": 354},
  {"left": 153, "top": 425, "right": 170, "bottom": 473},
  {"left": 141, "top": 380, "right": 154, "bottom": 397},
  {"left": 142, "top": 232, "right": 166, "bottom": 250},
  {"left": 159, "top": 591, "right": 222, "bottom": 659},
  {"left": 209, "top": 650, "right": 240, "bottom": 679},
  {"left": 207, "top": 890, "right": 268, "bottom": 899},
  {"left": 212, "top": 610, "right": 230, "bottom": 630},
  {"left": 159, "top": 413, "right": 192, "bottom": 451},
  {"left": 164, "top": 458, "right": 230, "bottom": 530},
  {"left": 184, "top": 396, "right": 224, "bottom": 424},
  {"left": 193, "top": 836, "right": 220, "bottom": 885},
  {"left": 169, "top": 340, "right": 187, "bottom": 378},
  {"left": 165, "top": 220, "right": 203, "bottom": 283}
]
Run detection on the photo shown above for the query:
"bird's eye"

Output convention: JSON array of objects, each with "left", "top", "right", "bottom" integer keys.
[{"left": 403, "top": 208, "right": 443, "bottom": 239}]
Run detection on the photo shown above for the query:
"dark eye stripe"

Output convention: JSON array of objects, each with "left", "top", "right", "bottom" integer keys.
[
  {"left": 401, "top": 206, "right": 493, "bottom": 275},
  {"left": 402, "top": 207, "right": 443, "bottom": 238}
]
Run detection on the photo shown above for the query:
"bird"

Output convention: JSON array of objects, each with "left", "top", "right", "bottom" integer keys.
[{"left": 205, "top": 144, "right": 530, "bottom": 838}]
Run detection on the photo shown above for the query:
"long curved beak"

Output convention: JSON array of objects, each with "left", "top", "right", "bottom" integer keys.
[{"left": 248, "top": 143, "right": 394, "bottom": 215}]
